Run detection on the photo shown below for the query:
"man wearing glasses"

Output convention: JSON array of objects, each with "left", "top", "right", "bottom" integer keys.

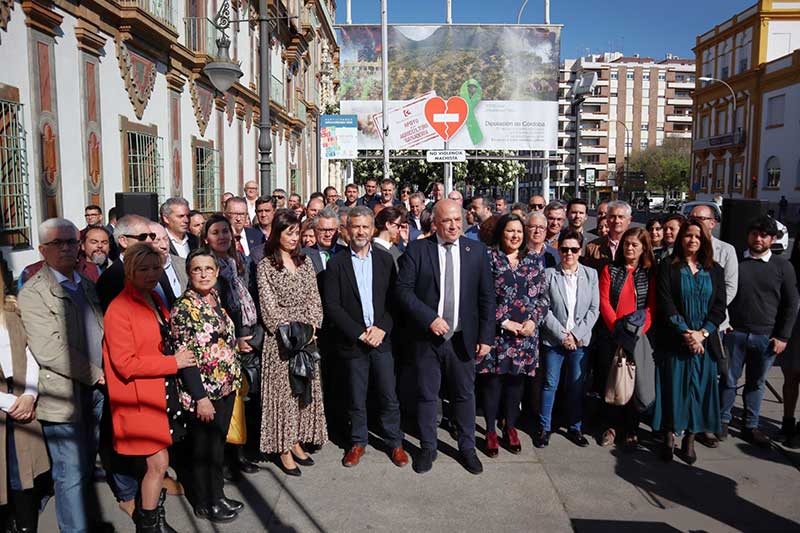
[
  {"left": 526, "top": 211, "right": 558, "bottom": 269},
  {"left": 80, "top": 204, "right": 104, "bottom": 238},
  {"left": 96, "top": 214, "right": 157, "bottom": 311},
  {"left": 18, "top": 218, "right": 127, "bottom": 532},
  {"left": 528, "top": 195, "right": 546, "bottom": 213},
  {"left": 224, "top": 196, "right": 265, "bottom": 260},
  {"left": 271, "top": 188, "right": 288, "bottom": 209},
  {"left": 303, "top": 208, "right": 343, "bottom": 275},
  {"left": 399, "top": 183, "right": 413, "bottom": 210}
]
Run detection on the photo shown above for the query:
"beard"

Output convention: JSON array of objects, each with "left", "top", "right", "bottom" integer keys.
[{"left": 90, "top": 253, "right": 108, "bottom": 266}]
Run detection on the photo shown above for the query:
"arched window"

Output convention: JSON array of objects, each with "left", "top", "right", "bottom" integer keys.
[{"left": 765, "top": 156, "right": 781, "bottom": 188}]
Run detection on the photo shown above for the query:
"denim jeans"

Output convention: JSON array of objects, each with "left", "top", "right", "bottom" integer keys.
[
  {"left": 720, "top": 330, "right": 776, "bottom": 429},
  {"left": 539, "top": 346, "right": 586, "bottom": 432},
  {"left": 89, "top": 387, "right": 139, "bottom": 502},
  {"left": 40, "top": 416, "right": 94, "bottom": 533}
]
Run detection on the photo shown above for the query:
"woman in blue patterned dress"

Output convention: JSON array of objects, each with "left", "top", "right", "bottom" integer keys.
[
  {"left": 477, "top": 213, "right": 549, "bottom": 457},
  {"left": 652, "top": 219, "right": 726, "bottom": 465}
]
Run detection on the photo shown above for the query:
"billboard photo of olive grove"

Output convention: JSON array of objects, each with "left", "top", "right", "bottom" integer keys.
[{"left": 337, "top": 25, "right": 561, "bottom": 151}]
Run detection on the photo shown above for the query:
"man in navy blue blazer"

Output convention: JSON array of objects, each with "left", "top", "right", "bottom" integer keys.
[{"left": 396, "top": 199, "right": 496, "bottom": 475}]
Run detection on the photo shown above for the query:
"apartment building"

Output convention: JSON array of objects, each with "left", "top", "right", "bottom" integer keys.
[
  {"left": 692, "top": 0, "right": 800, "bottom": 215},
  {"left": 0, "top": 0, "right": 338, "bottom": 274},
  {"left": 554, "top": 52, "right": 695, "bottom": 200}
]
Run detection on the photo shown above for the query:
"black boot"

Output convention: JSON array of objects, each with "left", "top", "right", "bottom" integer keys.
[
  {"left": 134, "top": 508, "right": 160, "bottom": 533},
  {"left": 156, "top": 488, "right": 177, "bottom": 533},
  {"left": 779, "top": 417, "right": 796, "bottom": 443},
  {"left": 9, "top": 489, "right": 39, "bottom": 533}
]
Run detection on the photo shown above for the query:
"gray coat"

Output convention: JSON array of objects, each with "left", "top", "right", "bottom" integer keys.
[
  {"left": 712, "top": 237, "right": 738, "bottom": 330},
  {"left": 541, "top": 264, "right": 600, "bottom": 348}
]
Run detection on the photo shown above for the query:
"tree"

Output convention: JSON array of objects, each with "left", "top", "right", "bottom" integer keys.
[
  {"left": 628, "top": 138, "right": 691, "bottom": 198},
  {"left": 352, "top": 150, "right": 525, "bottom": 192}
]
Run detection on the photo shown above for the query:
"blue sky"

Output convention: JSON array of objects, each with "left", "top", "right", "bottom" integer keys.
[{"left": 334, "top": 0, "right": 755, "bottom": 60}]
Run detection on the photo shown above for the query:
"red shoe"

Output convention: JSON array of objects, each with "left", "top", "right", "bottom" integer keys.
[
  {"left": 506, "top": 427, "right": 522, "bottom": 454},
  {"left": 485, "top": 431, "right": 499, "bottom": 458}
]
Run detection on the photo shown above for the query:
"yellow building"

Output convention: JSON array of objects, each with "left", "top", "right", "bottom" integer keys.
[{"left": 691, "top": 0, "right": 800, "bottom": 207}]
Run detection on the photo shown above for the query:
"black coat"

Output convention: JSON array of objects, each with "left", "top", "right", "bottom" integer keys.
[
  {"left": 96, "top": 258, "right": 180, "bottom": 312},
  {"left": 655, "top": 259, "right": 727, "bottom": 354},
  {"left": 322, "top": 246, "right": 395, "bottom": 358},
  {"left": 167, "top": 233, "right": 199, "bottom": 257}
]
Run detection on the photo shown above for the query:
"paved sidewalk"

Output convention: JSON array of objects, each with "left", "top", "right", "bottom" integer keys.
[{"left": 40, "top": 366, "right": 800, "bottom": 532}]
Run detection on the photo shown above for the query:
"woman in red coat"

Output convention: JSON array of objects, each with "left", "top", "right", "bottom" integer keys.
[{"left": 103, "top": 243, "right": 196, "bottom": 532}]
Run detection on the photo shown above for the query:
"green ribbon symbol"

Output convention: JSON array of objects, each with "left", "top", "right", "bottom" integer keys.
[{"left": 459, "top": 79, "right": 484, "bottom": 146}]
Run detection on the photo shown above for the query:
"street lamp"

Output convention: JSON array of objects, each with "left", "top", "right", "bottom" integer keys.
[
  {"left": 699, "top": 76, "right": 737, "bottom": 136},
  {"left": 613, "top": 119, "right": 630, "bottom": 199},
  {"left": 203, "top": 0, "right": 295, "bottom": 197}
]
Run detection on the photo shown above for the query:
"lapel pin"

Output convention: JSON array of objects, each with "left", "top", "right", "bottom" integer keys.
[{"left": 465, "top": 246, "right": 471, "bottom": 252}]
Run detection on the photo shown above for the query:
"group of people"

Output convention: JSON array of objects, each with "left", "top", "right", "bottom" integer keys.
[{"left": 2, "top": 180, "right": 800, "bottom": 533}]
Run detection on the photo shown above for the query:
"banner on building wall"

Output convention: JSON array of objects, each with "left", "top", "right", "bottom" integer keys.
[
  {"left": 320, "top": 114, "right": 359, "bottom": 159},
  {"left": 337, "top": 24, "right": 561, "bottom": 151}
]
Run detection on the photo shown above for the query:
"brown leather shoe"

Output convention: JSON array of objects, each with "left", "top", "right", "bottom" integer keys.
[
  {"left": 342, "top": 445, "right": 365, "bottom": 467},
  {"left": 390, "top": 447, "right": 409, "bottom": 467}
]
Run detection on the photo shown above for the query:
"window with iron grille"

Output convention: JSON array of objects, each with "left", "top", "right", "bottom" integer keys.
[
  {"left": 120, "top": 117, "right": 164, "bottom": 203},
  {"left": 192, "top": 139, "right": 219, "bottom": 212},
  {"left": 0, "top": 98, "right": 32, "bottom": 248}
]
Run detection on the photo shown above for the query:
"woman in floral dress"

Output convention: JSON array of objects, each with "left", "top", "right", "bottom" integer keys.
[
  {"left": 171, "top": 249, "right": 243, "bottom": 523},
  {"left": 477, "top": 213, "right": 549, "bottom": 457},
  {"left": 257, "top": 209, "right": 326, "bottom": 476}
]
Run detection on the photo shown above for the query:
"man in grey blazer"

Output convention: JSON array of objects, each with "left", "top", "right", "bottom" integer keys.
[{"left": 537, "top": 230, "right": 599, "bottom": 448}]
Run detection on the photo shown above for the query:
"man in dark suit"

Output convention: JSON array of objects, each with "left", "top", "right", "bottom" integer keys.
[
  {"left": 357, "top": 177, "right": 379, "bottom": 209},
  {"left": 322, "top": 206, "right": 408, "bottom": 468},
  {"left": 96, "top": 214, "right": 156, "bottom": 311},
  {"left": 224, "top": 196, "right": 265, "bottom": 261},
  {"left": 302, "top": 208, "right": 344, "bottom": 275},
  {"left": 396, "top": 199, "right": 496, "bottom": 475}
]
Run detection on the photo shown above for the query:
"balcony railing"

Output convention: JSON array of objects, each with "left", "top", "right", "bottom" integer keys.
[
  {"left": 693, "top": 130, "right": 746, "bottom": 151},
  {"left": 297, "top": 101, "right": 307, "bottom": 123},
  {"left": 184, "top": 17, "right": 220, "bottom": 56},
  {"left": 270, "top": 76, "right": 285, "bottom": 107},
  {"left": 121, "top": 0, "right": 176, "bottom": 29}
]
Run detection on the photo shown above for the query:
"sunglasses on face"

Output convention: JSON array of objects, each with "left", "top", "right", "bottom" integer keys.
[
  {"left": 125, "top": 233, "right": 156, "bottom": 242},
  {"left": 530, "top": 203, "right": 544, "bottom": 209},
  {"left": 559, "top": 246, "right": 580, "bottom": 254},
  {"left": 272, "top": 195, "right": 285, "bottom": 200}
]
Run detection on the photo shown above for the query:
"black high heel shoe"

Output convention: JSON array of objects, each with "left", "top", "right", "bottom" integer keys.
[
  {"left": 276, "top": 455, "right": 301, "bottom": 477},
  {"left": 680, "top": 433, "right": 697, "bottom": 465},
  {"left": 661, "top": 432, "right": 675, "bottom": 462},
  {"left": 292, "top": 451, "right": 315, "bottom": 466}
]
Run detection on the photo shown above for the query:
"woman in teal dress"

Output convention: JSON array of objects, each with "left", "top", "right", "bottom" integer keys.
[{"left": 653, "top": 219, "right": 727, "bottom": 465}]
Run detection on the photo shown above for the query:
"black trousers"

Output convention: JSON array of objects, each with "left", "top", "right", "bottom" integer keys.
[
  {"left": 346, "top": 350, "right": 403, "bottom": 449},
  {"left": 416, "top": 333, "right": 475, "bottom": 452},
  {"left": 478, "top": 373, "right": 525, "bottom": 433},
  {"left": 184, "top": 394, "right": 235, "bottom": 508}
]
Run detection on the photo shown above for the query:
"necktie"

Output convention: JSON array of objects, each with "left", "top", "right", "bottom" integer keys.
[
  {"left": 442, "top": 242, "right": 455, "bottom": 340},
  {"left": 235, "top": 235, "right": 245, "bottom": 255}
]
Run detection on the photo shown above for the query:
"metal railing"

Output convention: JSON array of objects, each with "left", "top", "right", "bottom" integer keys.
[
  {"left": 126, "top": 131, "right": 165, "bottom": 204},
  {"left": 0, "top": 99, "right": 31, "bottom": 248},
  {"left": 193, "top": 145, "right": 220, "bottom": 212},
  {"left": 271, "top": 75, "right": 285, "bottom": 107},
  {"left": 120, "top": 0, "right": 176, "bottom": 29},
  {"left": 183, "top": 17, "right": 220, "bottom": 56}
]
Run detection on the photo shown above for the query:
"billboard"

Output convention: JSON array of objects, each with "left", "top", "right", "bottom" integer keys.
[
  {"left": 337, "top": 25, "right": 561, "bottom": 151},
  {"left": 320, "top": 115, "right": 358, "bottom": 159}
]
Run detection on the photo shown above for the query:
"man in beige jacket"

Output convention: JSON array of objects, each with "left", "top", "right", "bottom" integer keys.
[{"left": 18, "top": 218, "right": 106, "bottom": 532}]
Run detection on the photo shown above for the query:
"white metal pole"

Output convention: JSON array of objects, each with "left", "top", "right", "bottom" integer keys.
[
  {"left": 346, "top": 0, "right": 352, "bottom": 24},
  {"left": 446, "top": 0, "right": 452, "bottom": 23},
  {"left": 381, "top": 0, "right": 390, "bottom": 180},
  {"left": 544, "top": 0, "right": 550, "bottom": 24},
  {"left": 443, "top": 1, "right": 452, "bottom": 193}
]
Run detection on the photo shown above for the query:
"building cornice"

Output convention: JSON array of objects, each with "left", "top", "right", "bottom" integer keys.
[{"left": 22, "top": 0, "right": 63, "bottom": 37}]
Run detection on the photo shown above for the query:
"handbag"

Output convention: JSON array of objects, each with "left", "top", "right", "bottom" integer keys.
[
  {"left": 604, "top": 345, "right": 636, "bottom": 406},
  {"left": 226, "top": 380, "right": 249, "bottom": 445},
  {"left": 277, "top": 322, "right": 321, "bottom": 406},
  {"left": 707, "top": 330, "right": 729, "bottom": 376},
  {"left": 239, "top": 324, "right": 264, "bottom": 396}
]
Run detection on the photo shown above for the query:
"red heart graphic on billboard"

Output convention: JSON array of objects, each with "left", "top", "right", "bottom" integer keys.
[{"left": 424, "top": 96, "right": 469, "bottom": 141}]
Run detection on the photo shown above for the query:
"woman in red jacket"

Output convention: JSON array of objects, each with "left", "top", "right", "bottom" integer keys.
[
  {"left": 103, "top": 243, "right": 196, "bottom": 532},
  {"left": 597, "top": 227, "right": 657, "bottom": 448}
]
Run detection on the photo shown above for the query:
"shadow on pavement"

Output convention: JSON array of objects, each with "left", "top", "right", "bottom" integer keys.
[{"left": 571, "top": 518, "right": 682, "bottom": 532}]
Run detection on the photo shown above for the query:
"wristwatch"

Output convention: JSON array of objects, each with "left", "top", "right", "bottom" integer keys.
[{"left": 700, "top": 329, "right": 709, "bottom": 339}]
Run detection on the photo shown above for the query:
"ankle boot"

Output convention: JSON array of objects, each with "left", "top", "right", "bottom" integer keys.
[
  {"left": 681, "top": 432, "right": 697, "bottom": 465},
  {"left": 156, "top": 489, "right": 177, "bottom": 533},
  {"left": 134, "top": 508, "right": 160, "bottom": 533},
  {"left": 9, "top": 489, "right": 39, "bottom": 532},
  {"left": 779, "top": 417, "right": 796, "bottom": 443}
]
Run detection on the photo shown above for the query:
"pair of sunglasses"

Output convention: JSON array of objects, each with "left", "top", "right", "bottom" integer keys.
[
  {"left": 125, "top": 232, "right": 156, "bottom": 242},
  {"left": 530, "top": 203, "right": 544, "bottom": 209},
  {"left": 559, "top": 246, "right": 580, "bottom": 254}
]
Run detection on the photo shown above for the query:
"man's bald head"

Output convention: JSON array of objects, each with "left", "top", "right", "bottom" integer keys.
[
  {"left": 433, "top": 199, "right": 463, "bottom": 243},
  {"left": 690, "top": 204, "right": 718, "bottom": 232}
]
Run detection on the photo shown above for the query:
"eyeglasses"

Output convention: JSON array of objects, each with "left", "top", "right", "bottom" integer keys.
[
  {"left": 526, "top": 225, "right": 546, "bottom": 232},
  {"left": 42, "top": 238, "right": 80, "bottom": 248},
  {"left": 529, "top": 203, "right": 544, "bottom": 209},
  {"left": 401, "top": 189, "right": 412, "bottom": 194},
  {"left": 225, "top": 212, "right": 248, "bottom": 218},
  {"left": 124, "top": 233, "right": 156, "bottom": 242},
  {"left": 559, "top": 246, "right": 580, "bottom": 254},
  {"left": 272, "top": 195, "right": 285, "bottom": 200},
  {"left": 317, "top": 228, "right": 337, "bottom": 234}
]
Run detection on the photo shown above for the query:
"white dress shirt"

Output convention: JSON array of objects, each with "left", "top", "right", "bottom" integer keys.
[
  {"left": 168, "top": 229, "right": 190, "bottom": 258},
  {"left": 436, "top": 236, "right": 461, "bottom": 332},
  {"left": 744, "top": 248, "right": 772, "bottom": 262},
  {"left": 0, "top": 324, "right": 39, "bottom": 411},
  {"left": 236, "top": 232, "right": 251, "bottom": 257}
]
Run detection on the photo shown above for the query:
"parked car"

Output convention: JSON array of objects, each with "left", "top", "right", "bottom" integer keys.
[{"left": 682, "top": 200, "right": 788, "bottom": 254}]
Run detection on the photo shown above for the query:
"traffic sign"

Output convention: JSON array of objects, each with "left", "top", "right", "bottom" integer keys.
[{"left": 426, "top": 149, "right": 467, "bottom": 163}]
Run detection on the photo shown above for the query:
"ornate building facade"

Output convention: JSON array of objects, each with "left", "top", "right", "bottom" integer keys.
[{"left": 0, "top": 0, "right": 338, "bottom": 274}]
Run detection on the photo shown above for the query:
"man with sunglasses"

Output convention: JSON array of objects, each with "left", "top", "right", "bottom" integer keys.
[
  {"left": 96, "top": 214, "right": 156, "bottom": 312},
  {"left": 528, "top": 195, "right": 546, "bottom": 213},
  {"left": 271, "top": 188, "right": 288, "bottom": 209}
]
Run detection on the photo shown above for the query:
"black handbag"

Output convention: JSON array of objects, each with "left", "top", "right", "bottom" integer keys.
[
  {"left": 707, "top": 330, "right": 730, "bottom": 376},
  {"left": 239, "top": 324, "right": 264, "bottom": 395}
]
